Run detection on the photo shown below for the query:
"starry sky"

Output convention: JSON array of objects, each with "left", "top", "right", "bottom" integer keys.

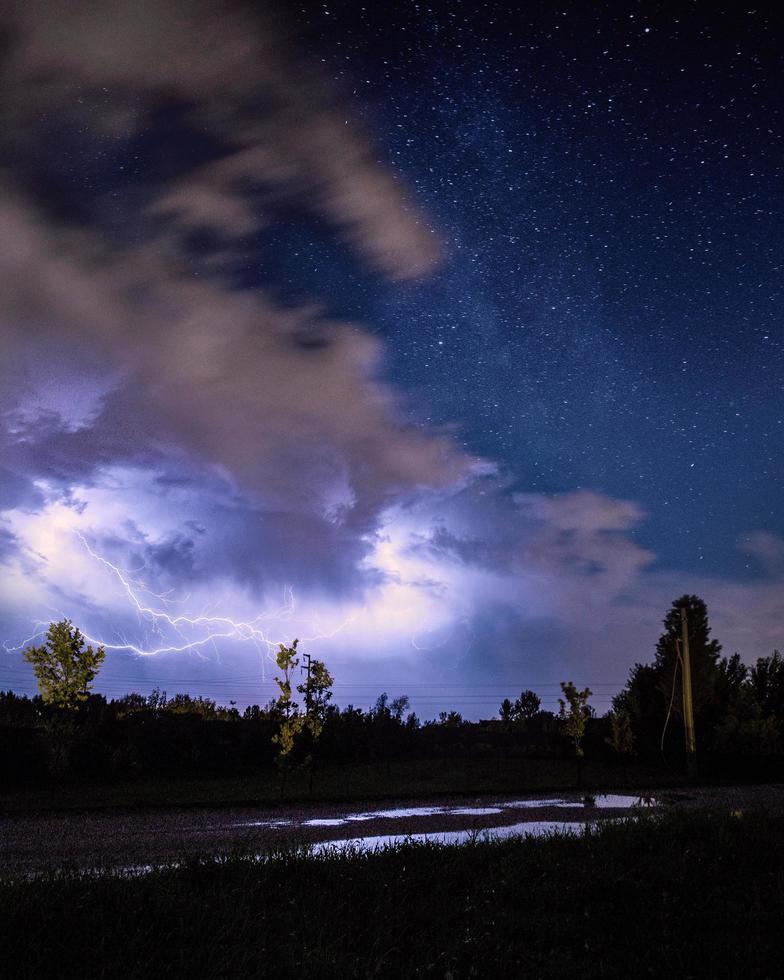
[{"left": 0, "top": 0, "right": 782, "bottom": 717}]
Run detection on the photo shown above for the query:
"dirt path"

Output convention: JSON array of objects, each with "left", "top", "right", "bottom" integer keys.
[{"left": 2, "top": 784, "right": 782, "bottom": 873}]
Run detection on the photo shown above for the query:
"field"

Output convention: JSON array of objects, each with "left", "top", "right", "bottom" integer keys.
[
  {"left": 1, "top": 806, "right": 782, "bottom": 979},
  {"left": 3, "top": 759, "right": 781, "bottom": 978},
  {"left": 1, "top": 756, "right": 674, "bottom": 813}
]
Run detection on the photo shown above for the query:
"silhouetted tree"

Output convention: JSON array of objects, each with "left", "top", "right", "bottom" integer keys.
[
  {"left": 605, "top": 708, "right": 634, "bottom": 758},
  {"left": 499, "top": 698, "right": 514, "bottom": 725},
  {"left": 654, "top": 596, "right": 722, "bottom": 736},
  {"left": 749, "top": 650, "right": 784, "bottom": 718},
  {"left": 615, "top": 595, "right": 762, "bottom": 762},
  {"left": 297, "top": 659, "right": 334, "bottom": 733},
  {"left": 389, "top": 695, "right": 410, "bottom": 721},
  {"left": 558, "top": 682, "right": 592, "bottom": 757},
  {"left": 513, "top": 690, "right": 541, "bottom": 721},
  {"left": 559, "top": 681, "right": 592, "bottom": 786}
]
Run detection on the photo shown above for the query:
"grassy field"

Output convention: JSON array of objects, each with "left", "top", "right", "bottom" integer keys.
[
  {"left": 1, "top": 757, "right": 676, "bottom": 812},
  {"left": 1, "top": 808, "right": 781, "bottom": 978}
]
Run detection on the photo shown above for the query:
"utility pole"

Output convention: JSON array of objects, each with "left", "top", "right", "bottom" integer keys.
[
  {"left": 680, "top": 607, "right": 698, "bottom": 781},
  {"left": 300, "top": 652, "right": 312, "bottom": 718}
]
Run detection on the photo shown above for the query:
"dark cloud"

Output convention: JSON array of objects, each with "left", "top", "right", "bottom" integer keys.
[
  {"left": 132, "top": 496, "right": 385, "bottom": 598},
  {"left": 4, "top": 0, "right": 441, "bottom": 279},
  {"left": 4, "top": 388, "right": 160, "bottom": 487}
]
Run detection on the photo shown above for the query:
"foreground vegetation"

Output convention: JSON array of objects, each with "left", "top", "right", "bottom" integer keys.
[{"left": 1, "top": 808, "right": 782, "bottom": 978}]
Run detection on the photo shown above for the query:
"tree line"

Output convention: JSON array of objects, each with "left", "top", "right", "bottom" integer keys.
[{"left": 3, "top": 594, "right": 783, "bottom": 786}]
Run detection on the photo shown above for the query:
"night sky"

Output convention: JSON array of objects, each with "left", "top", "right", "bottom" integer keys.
[{"left": 0, "top": 0, "right": 782, "bottom": 717}]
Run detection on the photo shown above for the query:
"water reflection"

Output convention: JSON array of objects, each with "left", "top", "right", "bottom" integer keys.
[
  {"left": 106, "top": 820, "right": 590, "bottom": 879},
  {"left": 233, "top": 818, "right": 294, "bottom": 828},
  {"left": 311, "top": 821, "right": 587, "bottom": 854},
  {"left": 237, "top": 794, "right": 656, "bottom": 830},
  {"left": 502, "top": 795, "right": 656, "bottom": 810}
]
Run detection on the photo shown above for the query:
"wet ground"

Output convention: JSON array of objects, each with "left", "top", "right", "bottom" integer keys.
[{"left": 1, "top": 784, "right": 781, "bottom": 873}]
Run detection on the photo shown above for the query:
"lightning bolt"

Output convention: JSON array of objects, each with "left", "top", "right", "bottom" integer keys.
[{"left": 6, "top": 533, "right": 355, "bottom": 667}]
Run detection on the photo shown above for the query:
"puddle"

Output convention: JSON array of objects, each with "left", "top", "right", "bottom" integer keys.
[
  {"left": 311, "top": 820, "right": 587, "bottom": 854},
  {"left": 301, "top": 804, "right": 502, "bottom": 828},
  {"left": 231, "top": 819, "right": 293, "bottom": 828},
  {"left": 366, "top": 806, "right": 443, "bottom": 819},
  {"left": 50, "top": 821, "right": 589, "bottom": 880},
  {"left": 590, "top": 794, "right": 656, "bottom": 809},
  {"left": 236, "top": 795, "right": 657, "bottom": 831},
  {"left": 500, "top": 799, "right": 572, "bottom": 809},
  {"left": 501, "top": 795, "right": 656, "bottom": 810},
  {"left": 15, "top": 806, "right": 656, "bottom": 881},
  {"left": 450, "top": 806, "right": 503, "bottom": 816}
]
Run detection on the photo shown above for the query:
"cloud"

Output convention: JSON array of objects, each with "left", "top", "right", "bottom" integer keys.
[
  {"left": 5, "top": 0, "right": 440, "bottom": 278},
  {"left": 0, "top": 0, "right": 475, "bottom": 536},
  {"left": 739, "top": 531, "right": 784, "bottom": 577},
  {"left": 0, "top": 0, "right": 479, "bottom": 680},
  {"left": 0, "top": 209, "right": 467, "bottom": 513},
  {"left": 378, "top": 487, "right": 784, "bottom": 685}
]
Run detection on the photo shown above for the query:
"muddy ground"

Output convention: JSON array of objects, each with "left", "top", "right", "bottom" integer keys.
[{"left": 1, "top": 784, "right": 782, "bottom": 873}]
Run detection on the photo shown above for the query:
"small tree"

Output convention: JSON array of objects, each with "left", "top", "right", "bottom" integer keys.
[
  {"left": 297, "top": 658, "right": 335, "bottom": 740},
  {"left": 389, "top": 694, "right": 410, "bottom": 722},
  {"left": 370, "top": 692, "right": 409, "bottom": 777},
  {"left": 271, "top": 640, "right": 304, "bottom": 788},
  {"left": 273, "top": 640, "right": 299, "bottom": 719},
  {"left": 514, "top": 689, "right": 541, "bottom": 721},
  {"left": 499, "top": 697, "right": 514, "bottom": 726},
  {"left": 24, "top": 619, "right": 105, "bottom": 710},
  {"left": 272, "top": 640, "right": 334, "bottom": 794},
  {"left": 558, "top": 680, "right": 593, "bottom": 786}
]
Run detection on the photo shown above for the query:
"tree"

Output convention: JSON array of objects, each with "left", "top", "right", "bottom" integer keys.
[
  {"left": 499, "top": 698, "right": 514, "bottom": 726},
  {"left": 616, "top": 595, "right": 732, "bottom": 758},
  {"left": 272, "top": 640, "right": 334, "bottom": 792},
  {"left": 24, "top": 619, "right": 105, "bottom": 709},
  {"left": 389, "top": 695, "right": 410, "bottom": 722},
  {"left": 514, "top": 689, "right": 541, "bottom": 721},
  {"left": 271, "top": 640, "right": 304, "bottom": 766},
  {"left": 749, "top": 650, "right": 784, "bottom": 718},
  {"left": 653, "top": 596, "right": 722, "bottom": 733},
  {"left": 558, "top": 681, "right": 593, "bottom": 758},
  {"left": 273, "top": 640, "right": 299, "bottom": 719},
  {"left": 605, "top": 708, "right": 634, "bottom": 758},
  {"left": 558, "top": 681, "right": 592, "bottom": 787},
  {"left": 296, "top": 657, "right": 335, "bottom": 739}
]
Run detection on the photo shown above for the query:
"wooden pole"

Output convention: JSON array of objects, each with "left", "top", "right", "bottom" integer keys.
[{"left": 680, "top": 607, "right": 697, "bottom": 780}]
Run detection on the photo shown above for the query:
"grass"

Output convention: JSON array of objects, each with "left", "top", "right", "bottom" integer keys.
[
  {"left": 1, "top": 757, "right": 675, "bottom": 813},
  {"left": 1, "top": 808, "right": 782, "bottom": 978}
]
